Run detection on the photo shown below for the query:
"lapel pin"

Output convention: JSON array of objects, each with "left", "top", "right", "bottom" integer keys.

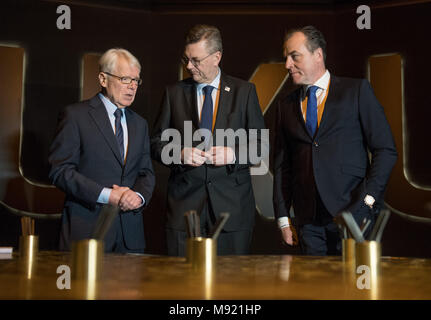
[{"left": 224, "top": 86, "right": 230, "bottom": 92}]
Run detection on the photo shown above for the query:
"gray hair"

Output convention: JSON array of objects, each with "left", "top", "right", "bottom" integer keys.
[
  {"left": 185, "top": 24, "right": 223, "bottom": 54},
  {"left": 99, "top": 48, "right": 141, "bottom": 74},
  {"left": 284, "top": 25, "right": 327, "bottom": 62}
]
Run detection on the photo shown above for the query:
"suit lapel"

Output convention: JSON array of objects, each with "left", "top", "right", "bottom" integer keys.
[
  {"left": 182, "top": 80, "right": 200, "bottom": 129},
  {"left": 88, "top": 95, "right": 124, "bottom": 166},
  {"left": 124, "top": 108, "right": 137, "bottom": 170},
  {"left": 316, "top": 75, "right": 340, "bottom": 138},
  {"left": 292, "top": 88, "right": 311, "bottom": 139},
  {"left": 213, "top": 73, "right": 233, "bottom": 132}
]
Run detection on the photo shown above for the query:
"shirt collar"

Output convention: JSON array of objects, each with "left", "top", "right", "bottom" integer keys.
[
  {"left": 301, "top": 69, "right": 330, "bottom": 99},
  {"left": 196, "top": 67, "right": 221, "bottom": 92},
  {"left": 98, "top": 92, "right": 125, "bottom": 116}
]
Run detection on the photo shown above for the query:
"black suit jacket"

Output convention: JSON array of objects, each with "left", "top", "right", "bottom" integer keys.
[
  {"left": 49, "top": 94, "right": 155, "bottom": 250},
  {"left": 151, "top": 73, "right": 266, "bottom": 232},
  {"left": 273, "top": 75, "right": 397, "bottom": 226}
]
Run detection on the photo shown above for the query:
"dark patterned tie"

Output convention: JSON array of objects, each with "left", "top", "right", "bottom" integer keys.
[
  {"left": 200, "top": 85, "right": 215, "bottom": 132},
  {"left": 114, "top": 108, "right": 124, "bottom": 161},
  {"left": 305, "top": 85, "right": 319, "bottom": 137}
]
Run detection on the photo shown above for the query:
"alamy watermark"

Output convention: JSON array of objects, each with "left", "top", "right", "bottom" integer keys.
[
  {"left": 160, "top": 121, "right": 270, "bottom": 175},
  {"left": 56, "top": 5, "right": 71, "bottom": 30},
  {"left": 356, "top": 5, "right": 371, "bottom": 30},
  {"left": 56, "top": 264, "right": 71, "bottom": 290},
  {"left": 356, "top": 264, "right": 371, "bottom": 290}
]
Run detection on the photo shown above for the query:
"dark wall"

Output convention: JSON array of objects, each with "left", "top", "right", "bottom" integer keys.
[
  {"left": 0, "top": 0, "right": 430, "bottom": 257},
  {"left": 333, "top": 3, "right": 431, "bottom": 187}
]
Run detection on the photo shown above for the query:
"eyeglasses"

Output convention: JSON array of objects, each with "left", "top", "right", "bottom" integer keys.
[
  {"left": 103, "top": 71, "right": 142, "bottom": 86},
  {"left": 181, "top": 52, "right": 217, "bottom": 68}
]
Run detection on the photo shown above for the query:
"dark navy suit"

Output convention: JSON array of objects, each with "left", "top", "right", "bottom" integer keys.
[
  {"left": 273, "top": 75, "right": 397, "bottom": 255},
  {"left": 49, "top": 94, "right": 155, "bottom": 252}
]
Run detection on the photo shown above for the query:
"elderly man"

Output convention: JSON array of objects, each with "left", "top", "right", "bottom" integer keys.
[
  {"left": 151, "top": 24, "right": 266, "bottom": 256},
  {"left": 273, "top": 26, "right": 397, "bottom": 255},
  {"left": 49, "top": 48, "right": 155, "bottom": 253}
]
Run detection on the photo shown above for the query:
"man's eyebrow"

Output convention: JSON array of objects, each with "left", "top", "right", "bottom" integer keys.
[
  {"left": 287, "top": 50, "right": 300, "bottom": 55},
  {"left": 283, "top": 49, "right": 299, "bottom": 58}
]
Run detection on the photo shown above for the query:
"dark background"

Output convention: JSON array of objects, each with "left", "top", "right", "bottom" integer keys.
[{"left": 0, "top": 0, "right": 430, "bottom": 257}]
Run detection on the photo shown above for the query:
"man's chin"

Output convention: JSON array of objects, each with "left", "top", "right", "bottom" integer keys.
[
  {"left": 290, "top": 74, "right": 303, "bottom": 85},
  {"left": 119, "top": 100, "right": 134, "bottom": 108},
  {"left": 192, "top": 74, "right": 203, "bottom": 83}
]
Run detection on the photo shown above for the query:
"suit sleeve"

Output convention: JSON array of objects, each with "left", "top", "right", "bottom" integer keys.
[
  {"left": 48, "top": 106, "right": 104, "bottom": 206},
  {"left": 273, "top": 100, "right": 293, "bottom": 220},
  {"left": 132, "top": 118, "right": 155, "bottom": 207},
  {"left": 358, "top": 79, "right": 398, "bottom": 203}
]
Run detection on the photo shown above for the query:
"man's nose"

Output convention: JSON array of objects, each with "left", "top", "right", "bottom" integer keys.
[
  {"left": 128, "top": 81, "right": 138, "bottom": 89},
  {"left": 285, "top": 56, "right": 293, "bottom": 69},
  {"left": 186, "top": 60, "right": 195, "bottom": 70}
]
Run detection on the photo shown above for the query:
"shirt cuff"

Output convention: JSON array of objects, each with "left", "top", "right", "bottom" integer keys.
[
  {"left": 278, "top": 216, "right": 291, "bottom": 229},
  {"left": 97, "top": 187, "right": 111, "bottom": 204},
  {"left": 135, "top": 192, "right": 145, "bottom": 207},
  {"left": 231, "top": 150, "right": 236, "bottom": 164}
]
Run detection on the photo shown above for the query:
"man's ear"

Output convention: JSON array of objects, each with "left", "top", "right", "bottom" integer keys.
[
  {"left": 315, "top": 48, "right": 324, "bottom": 62},
  {"left": 98, "top": 72, "right": 107, "bottom": 88},
  {"left": 214, "top": 51, "right": 222, "bottom": 66}
]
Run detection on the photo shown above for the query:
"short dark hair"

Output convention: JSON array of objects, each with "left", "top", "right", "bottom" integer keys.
[
  {"left": 185, "top": 24, "right": 223, "bottom": 54},
  {"left": 284, "top": 25, "right": 327, "bottom": 62}
]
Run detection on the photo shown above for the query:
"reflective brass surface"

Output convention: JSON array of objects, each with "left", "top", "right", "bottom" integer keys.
[
  {"left": 356, "top": 241, "right": 381, "bottom": 269},
  {"left": 342, "top": 239, "right": 356, "bottom": 264},
  {"left": 1, "top": 252, "right": 431, "bottom": 299},
  {"left": 18, "top": 236, "right": 39, "bottom": 280},
  {"left": 355, "top": 241, "right": 382, "bottom": 299},
  {"left": 186, "top": 237, "right": 216, "bottom": 299},
  {"left": 186, "top": 237, "right": 216, "bottom": 271},
  {"left": 19, "top": 235, "right": 38, "bottom": 257},
  {"left": 71, "top": 239, "right": 103, "bottom": 281}
]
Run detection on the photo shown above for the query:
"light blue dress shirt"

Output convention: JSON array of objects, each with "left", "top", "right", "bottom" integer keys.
[
  {"left": 195, "top": 68, "right": 221, "bottom": 119},
  {"left": 96, "top": 93, "right": 145, "bottom": 207}
]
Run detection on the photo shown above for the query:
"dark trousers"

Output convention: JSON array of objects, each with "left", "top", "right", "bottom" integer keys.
[
  {"left": 166, "top": 201, "right": 252, "bottom": 257},
  {"left": 104, "top": 217, "right": 145, "bottom": 254},
  {"left": 59, "top": 213, "right": 145, "bottom": 254},
  {"left": 298, "top": 194, "right": 375, "bottom": 256}
]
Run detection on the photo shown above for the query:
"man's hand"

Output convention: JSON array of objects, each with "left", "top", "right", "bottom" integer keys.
[
  {"left": 281, "top": 226, "right": 298, "bottom": 246},
  {"left": 207, "top": 146, "right": 235, "bottom": 166},
  {"left": 118, "top": 189, "right": 142, "bottom": 211},
  {"left": 108, "top": 184, "right": 130, "bottom": 206},
  {"left": 181, "top": 147, "right": 210, "bottom": 167}
]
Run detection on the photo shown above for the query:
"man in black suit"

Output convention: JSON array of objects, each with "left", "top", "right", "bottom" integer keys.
[
  {"left": 151, "top": 24, "right": 266, "bottom": 256},
  {"left": 49, "top": 48, "right": 155, "bottom": 253},
  {"left": 273, "top": 26, "right": 397, "bottom": 255}
]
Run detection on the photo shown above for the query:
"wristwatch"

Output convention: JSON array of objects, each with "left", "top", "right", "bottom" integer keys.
[{"left": 364, "top": 195, "right": 375, "bottom": 209}]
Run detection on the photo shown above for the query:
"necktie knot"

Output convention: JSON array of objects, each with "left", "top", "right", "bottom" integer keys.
[
  {"left": 307, "top": 85, "right": 319, "bottom": 98},
  {"left": 114, "top": 108, "right": 122, "bottom": 119},
  {"left": 203, "top": 85, "right": 214, "bottom": 96}
]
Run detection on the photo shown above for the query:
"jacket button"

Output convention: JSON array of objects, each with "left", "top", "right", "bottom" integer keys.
[{"left": 314, "top": 141, "right": 319, "bottom": 147}]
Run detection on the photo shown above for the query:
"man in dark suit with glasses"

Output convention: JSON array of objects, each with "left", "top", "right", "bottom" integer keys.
[
  {"left": 151, "top": 24, "right": 267, "bottom": 256},
  {"left": 49, "top": 48, "right": 155, "bottom": 252}
]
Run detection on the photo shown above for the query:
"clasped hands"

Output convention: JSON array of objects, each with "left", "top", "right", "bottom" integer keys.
[
  {"left": 108, "top": 184, "right": 142, "bottom": 211},
  {"left": 181, "top": 146, "right": 235, "bottom": 167}
]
